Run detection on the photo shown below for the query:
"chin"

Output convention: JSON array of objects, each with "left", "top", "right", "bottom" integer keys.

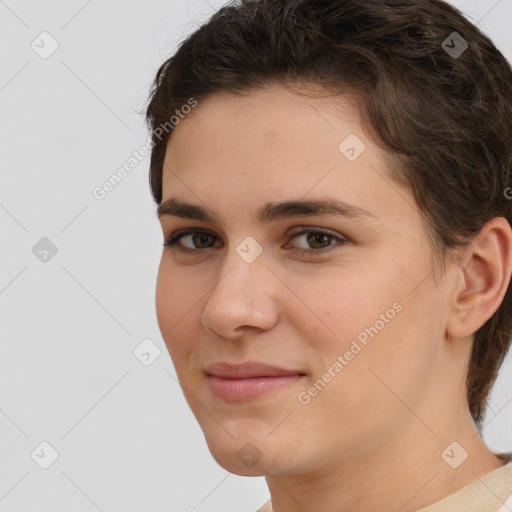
[
  {"left": 194, "top": 408, "right": 303, "bottom": 475},
  {"left": 206, "top": 440, "right": 270, "bottom": 476}
]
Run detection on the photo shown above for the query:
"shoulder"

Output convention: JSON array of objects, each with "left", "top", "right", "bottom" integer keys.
[
  {"left": 255, "top": 500, "right": 272, "bottom": 512},
  {"left": 418, "top": 458, "right": 512, "bottom": 512}
]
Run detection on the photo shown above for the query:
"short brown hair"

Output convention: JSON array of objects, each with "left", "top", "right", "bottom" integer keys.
[{"left": 145, "top": 0, "right": 512, "bottom": 427}]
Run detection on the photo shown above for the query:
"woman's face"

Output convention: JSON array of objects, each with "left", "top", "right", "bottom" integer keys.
[{"left": 155, "top": 84, "right": 457, "bottom": 476}]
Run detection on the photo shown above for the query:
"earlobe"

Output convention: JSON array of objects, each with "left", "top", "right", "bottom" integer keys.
[{"left": 446, "top": 217, "right": 512, "bottom": 340}]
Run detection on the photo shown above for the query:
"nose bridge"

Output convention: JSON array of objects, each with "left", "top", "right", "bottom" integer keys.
[
  {"left": 211, "top": 240, "right": 270, "bottom": 303},
  {"left": 201, "top": 239, "right": 279, "bottom": 335}
]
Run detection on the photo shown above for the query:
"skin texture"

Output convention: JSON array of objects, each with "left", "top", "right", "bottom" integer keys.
[{"left": 155, "top": 84, "right": 512, "bottom": 512}]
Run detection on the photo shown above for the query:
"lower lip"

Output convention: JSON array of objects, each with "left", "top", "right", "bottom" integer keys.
[{"left": 208, "top": 374, "right": 304, "bottom": 402}]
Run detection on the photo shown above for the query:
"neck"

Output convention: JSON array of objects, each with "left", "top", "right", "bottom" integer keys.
[{"left": 265, "top": 408, "right": 505, "bottom": 512}]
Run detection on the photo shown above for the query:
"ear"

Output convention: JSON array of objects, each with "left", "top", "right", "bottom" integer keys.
[{"left": 446, "top": 217, "right": 512, "bottom": 339}]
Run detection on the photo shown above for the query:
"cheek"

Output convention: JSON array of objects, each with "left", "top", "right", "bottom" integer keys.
[
  {"left": 155, "top": 260, "right": 204, "bottom": 364},
  {"left": 155, "top": 257, "right": 200, "bottom": 329},
  {"left": 155, "top": 263, "right": 176, "bottom": 334},
  {"left": 317, "top": 285, "right": 443, "bottom": 425},
  {"left": 293, "top": 307, "right": 435, "bottom": 454},
  {"left": 282, "top": 266, "right": 395, "bottom": 349},
  {"left": 286, "top": 263, "right": 435, "bottom": 395}
]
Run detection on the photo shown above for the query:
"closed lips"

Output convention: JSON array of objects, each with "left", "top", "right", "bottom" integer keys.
[
  {"left": 205, "top": 362, "right": 307, "bottom": 402},
  {"left": 205, "top": 361, "right": 306, "bottom": 378}
]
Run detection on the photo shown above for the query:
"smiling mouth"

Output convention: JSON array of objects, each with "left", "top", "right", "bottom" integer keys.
[
  {"left": 208, "top": 374, "right": 305, "bottom": 402},
  {"left": 205, "top": 361, "right": 306, "bottom": 402}
]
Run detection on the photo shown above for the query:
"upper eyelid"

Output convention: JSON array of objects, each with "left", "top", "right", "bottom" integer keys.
[
  {"left": 168, "top": 226, "right": 343, "bottom": 237},
  {"left": 166, "top": 226, "right": 345, "bottom": 246},
  {"left": 287, "top": 227, "right": 345, "bottom": 243}
]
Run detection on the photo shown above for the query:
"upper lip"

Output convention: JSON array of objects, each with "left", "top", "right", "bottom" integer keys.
[{"left": 205, "top": 361, "right": 305, "bottom": 379}]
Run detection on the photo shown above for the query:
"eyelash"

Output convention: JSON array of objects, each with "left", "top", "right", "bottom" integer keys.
[{"left": 162, "top": 227, "right": 346, "bottom": 256}]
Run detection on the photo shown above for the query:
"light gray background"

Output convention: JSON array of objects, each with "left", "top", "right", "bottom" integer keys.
[{"left": 1, "top": 1, "right": 511, "bottom": 511}]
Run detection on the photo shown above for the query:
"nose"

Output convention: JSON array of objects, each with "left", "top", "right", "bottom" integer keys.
[{"left": 200, "top": 248, "right": 280, "bottom": 339}]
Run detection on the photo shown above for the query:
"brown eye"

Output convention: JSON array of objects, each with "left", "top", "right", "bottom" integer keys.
[
  {"left": 289, "top": 228, "right": 345, "bottom": 252},
  {"left": 306, "top": 231, "right": 334, "bottom": 249},
  {"left": 190, "top": 232, "right": 216, "bottom": 248},
  {"left": 163, "top": 229, "right": 222, "bottom": 251}
]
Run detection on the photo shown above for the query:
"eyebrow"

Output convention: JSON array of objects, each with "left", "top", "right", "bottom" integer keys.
[{"left": 157, "top": 197, "right": 376, "bottom": 223}]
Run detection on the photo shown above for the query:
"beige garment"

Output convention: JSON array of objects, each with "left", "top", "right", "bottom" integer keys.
[
  {"left": 255, "top": 458, "right": 512, "bottom": 512},
  {"left": 256, "top": 501, "right": 272, "bottom": 512}
]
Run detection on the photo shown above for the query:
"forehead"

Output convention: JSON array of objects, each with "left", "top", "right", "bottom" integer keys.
[
  {"left": 160, "top": 84, "right": 415, "bottom": 229},
  {"left": 166, "top": 84, "right": 363, "bottom": 159}
]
